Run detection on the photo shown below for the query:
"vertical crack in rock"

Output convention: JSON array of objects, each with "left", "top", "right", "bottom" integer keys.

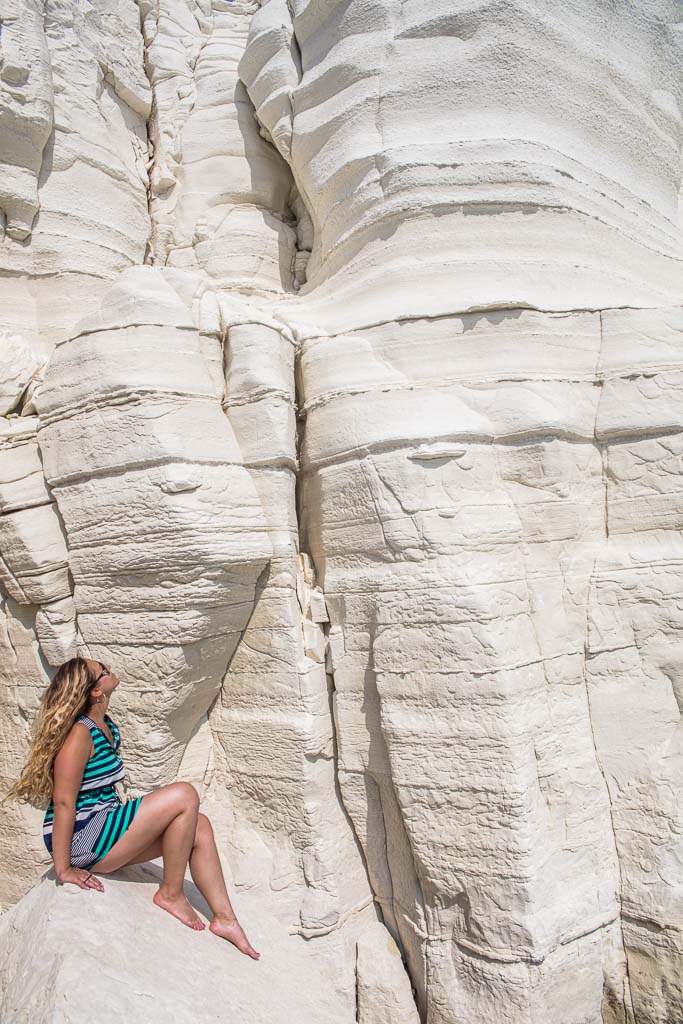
[
  {"left": 294, "top": 343, "right": 424, "bottom": 1019},
  {"left": 289, "top": 187, "right": 313, "bottom": 291},
  {"left": 582, "top": 601, "right": 637, "bottom": 1023},
  {"left": 366, "top": 606, "right": 429, "bottom": 957},
  {"left": 284, "top": 0, "right": 303, "bottom": 83},
  {"left": 323, "top": 608, "right": 378, "bottom": 910},
  {"left": 584, "top": 311, "right": 637, "bottom": 1023},
  {"left": 134, "top": 0, "right": 157, "bottom": 266}
]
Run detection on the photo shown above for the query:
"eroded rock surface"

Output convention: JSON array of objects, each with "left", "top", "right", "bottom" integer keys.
[
  {"left": 1, "top": 2, "right": 683, "bottom": 1022},
  {"left": 0, "top": 863, "right": 371, "bottom": 1024}
]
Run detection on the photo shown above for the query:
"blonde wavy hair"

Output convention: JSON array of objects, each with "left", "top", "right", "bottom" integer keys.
[{"left": 4, "top": 657, "right": 105, "bottom": 810}]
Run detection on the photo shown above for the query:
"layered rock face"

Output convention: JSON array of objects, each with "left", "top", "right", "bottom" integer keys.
[
  {"left": 0, "top": 0, "right": 153, "bottom": 906},
  {"left": 1, "top": 2, "right": 683, "bottom": 1022},
  {"left": 242, "top": 0, "right": 683, "bottom": 328}
]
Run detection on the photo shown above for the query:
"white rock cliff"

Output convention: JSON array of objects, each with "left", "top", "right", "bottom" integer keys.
[{"left": 1, "top": 2, "right": 683, "bottom": 1022}]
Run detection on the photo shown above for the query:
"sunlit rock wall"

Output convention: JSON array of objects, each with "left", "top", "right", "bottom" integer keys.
[
  {"left": 0, "top": 0, "right": 151, "bottom": 358},
  {"left": 241, "top": 1, "right": 683, "bottom": 1022},
  {"left": 1, "top": 1, "right": 683, "bottom": 1022},
  {"left": 241, "top": 0, "right": 683, "bottom": 331},
  {"left": 0, "top": 0, "right": 152, "bottom": 910}
]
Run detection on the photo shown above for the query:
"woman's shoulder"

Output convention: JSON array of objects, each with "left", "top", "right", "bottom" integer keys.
[
  {"left": 55, "top": 720, "right": 94, "bottom": 762},
  {"left": 71, "top": 716, "right": 94, "bottom": 734},
  {"left": 72, "top": 716, "right": 97, "bottom": 737}
]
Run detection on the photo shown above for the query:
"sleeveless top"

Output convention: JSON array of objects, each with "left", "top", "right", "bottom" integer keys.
[{"left": 42, "top": 713, "right": 126, "bottom": 843}]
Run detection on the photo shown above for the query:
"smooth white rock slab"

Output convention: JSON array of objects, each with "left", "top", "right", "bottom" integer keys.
[{"left": 0, "top": 865, "right": 354, "bottom": 1024}]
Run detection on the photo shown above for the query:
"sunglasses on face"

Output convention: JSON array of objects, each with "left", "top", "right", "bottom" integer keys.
[{"left": 92, "top": 661, "right": 111, "bottom": 685}]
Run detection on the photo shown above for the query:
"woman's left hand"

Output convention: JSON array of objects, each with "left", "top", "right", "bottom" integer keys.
[{"left": 57, "top": 865, "right": 105, "bottom": 891}]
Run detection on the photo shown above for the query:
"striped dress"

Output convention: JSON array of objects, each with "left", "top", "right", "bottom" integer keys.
[{"left": 43, "top": 712, "right": 143, "bottom": 870}]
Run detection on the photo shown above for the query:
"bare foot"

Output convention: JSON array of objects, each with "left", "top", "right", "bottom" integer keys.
[
  {"left": 153, "top": 888, "right": 206, "bottom": 931},
  {"left": 209, "top": 914, "right": 260, "bottom": 959}
]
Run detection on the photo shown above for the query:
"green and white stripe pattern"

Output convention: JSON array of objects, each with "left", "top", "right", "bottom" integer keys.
[{"left": 43, "top": 713, "right": 142, "bottom": 869}]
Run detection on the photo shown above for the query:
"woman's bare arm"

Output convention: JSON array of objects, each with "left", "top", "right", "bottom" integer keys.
[{"left": 51, "top": 724, "right": 92, "bottom": 880}]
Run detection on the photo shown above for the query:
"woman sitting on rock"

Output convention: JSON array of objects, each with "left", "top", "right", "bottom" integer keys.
[{"left": 6, "top": 656, "right": 260, "bottom": 959}]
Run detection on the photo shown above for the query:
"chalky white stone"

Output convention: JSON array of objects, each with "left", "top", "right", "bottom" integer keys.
[
  {"left": 1, "top": 2, "right": 682, "bottom": 1022},
  {"left": 0, "top": 863, "right": 417, "bottom": 1024}
]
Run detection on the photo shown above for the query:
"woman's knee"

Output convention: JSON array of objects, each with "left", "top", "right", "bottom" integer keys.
[
  {"left": 167, "top": 780, "right": 200, "bottom": 813},
  {"left": 193, "top": 812, "right": 214, "bottom": 847}
]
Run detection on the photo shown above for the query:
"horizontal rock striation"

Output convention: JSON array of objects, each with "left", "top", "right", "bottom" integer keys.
[
  {"left": 1, "top": 2, "right": 683, "bottom": 1022},
  {"left": 33, "top": 267, "right": 272, "bottom": 786},
  {"left": 242, "top": 0, "right": 683, "bottom": 331}
]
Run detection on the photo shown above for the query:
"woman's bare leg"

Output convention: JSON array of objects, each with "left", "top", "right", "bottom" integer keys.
[
  {"left": 120, "top": 836, "right": 163, "bottom": 865},
  {"left": 89, "top": 782, "right": 204, "bottom": 930},
  {"left": 90, "top": 785, "right": 260, "bottom": 951},
  {"left": 152, "top": 787, "right": 203, "bottom": 930},
  {"left": 189, "top": 814, "right": 260, "bottom": 959},
  {"left": 120, "top": 813, "right": 259, "bottom": 957}
]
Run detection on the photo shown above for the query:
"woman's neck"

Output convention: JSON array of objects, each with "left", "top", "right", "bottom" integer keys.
[{"left": 86, "top": 703, "right": 109, "bottom": 725}]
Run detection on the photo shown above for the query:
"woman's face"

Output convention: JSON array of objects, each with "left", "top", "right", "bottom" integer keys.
[{"left": 85, "top": 658, "right": 120, "bottom": 703}]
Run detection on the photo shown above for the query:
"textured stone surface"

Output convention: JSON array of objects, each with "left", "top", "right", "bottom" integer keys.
[
  {"left": 241, "top": 0, "right": 683, "bottom": 331},
  {"left": 1, "top": 2, "right": 683, "bottom": 1022},
  {"left": 0, "top": 0, "right": 150, "bottom": 359},
  {"left": 0, "top": 863, "right": 388, "bottom": 1024}
]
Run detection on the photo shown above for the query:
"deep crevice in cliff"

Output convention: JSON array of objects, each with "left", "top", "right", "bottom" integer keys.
[
  {"left": 293, "top": 345, "right": 425, "bottom": 1018},
  {"left": 582, "top": 311, "right": 637, "bottom": 1024}
]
